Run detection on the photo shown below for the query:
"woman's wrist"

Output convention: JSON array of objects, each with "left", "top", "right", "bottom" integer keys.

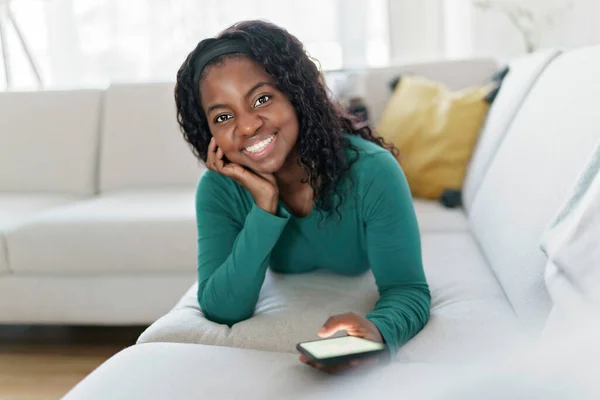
[{"left": 255, "top": 194, "right": 278, "bottom": 215}]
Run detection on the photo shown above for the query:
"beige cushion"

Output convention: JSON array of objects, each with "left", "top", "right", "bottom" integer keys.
[
  {"left": 6, "top": 190, "right": 197, "bottom": 274},
  {"left": 0, "top": 90, "right": 102, "bottom": 196},
  {"left": 139, "top": 271, "right": 377, "bottom": 352},
  {"left": 139, "top": 233, "right": 522, "bottom": 363},
  {"left": 99, "top": 83, "right": 204, "bottom": 193},
  {"left": 468, "top": 45, "right": 600, "bottom": 328}
]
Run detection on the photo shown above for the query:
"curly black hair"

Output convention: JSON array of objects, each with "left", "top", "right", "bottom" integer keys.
[{"left": 175, "top": 20, "right": 397, "bottom": 216}]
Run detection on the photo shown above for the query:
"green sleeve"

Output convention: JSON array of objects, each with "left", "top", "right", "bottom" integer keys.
[
  {"left": 361, "top": 153, "right": 431, "bottom": 356},
  {"left": 195, "top": 172, "right": 290, "bottom": 326}
]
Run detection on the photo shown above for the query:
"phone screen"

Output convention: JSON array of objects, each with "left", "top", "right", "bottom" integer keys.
[{"left": 300, "top": 336, "right": 385, "bottom": 359}]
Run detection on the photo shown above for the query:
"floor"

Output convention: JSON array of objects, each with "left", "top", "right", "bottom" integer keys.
[{"left": 0, "top": 325, "right": 147, "bottom": 400}]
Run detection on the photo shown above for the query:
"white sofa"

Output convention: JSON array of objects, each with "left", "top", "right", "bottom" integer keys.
[
  {"left": 131, "top": 49, "right": 566, "bottom": 361},
  {"left": 63, "top": 45, "right": 600, "bottom": 399},
  {"left": 0, "top": 59, "right": 497, "bottom": 325},
  {"left": 0, "top": 84, "right": 200, "bottom": 324}
]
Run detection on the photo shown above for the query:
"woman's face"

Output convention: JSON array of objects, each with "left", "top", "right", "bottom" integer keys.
[{"left": 200, "top": 56, "right": 299, "bottom": 174}]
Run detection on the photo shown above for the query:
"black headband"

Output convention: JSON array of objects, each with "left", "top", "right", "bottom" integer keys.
[{"left": 192, "top": 39, "right": 253, "bottom": 86}]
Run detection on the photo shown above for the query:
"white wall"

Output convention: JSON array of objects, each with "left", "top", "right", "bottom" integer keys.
[
  {"left": 472, "top": 0, "right": 600, "bottom": 61},
  {"left": 540, "top": 0, "right": 600, "bottom": 48},
  {"left": 387, "top": 0, "right": 600, "bottom": 64}
]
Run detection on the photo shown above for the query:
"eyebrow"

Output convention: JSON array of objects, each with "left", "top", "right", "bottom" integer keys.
[
  {"left": 245, "top": 81, "right": 271, "bottom": 99},
  {"left": 206, "top": 81, "right": 272, "bottom": 115}
]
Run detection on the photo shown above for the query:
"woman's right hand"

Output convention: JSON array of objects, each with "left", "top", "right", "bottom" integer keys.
[{"left": 207, "top": 138, "right": 279, "bottom": 214}]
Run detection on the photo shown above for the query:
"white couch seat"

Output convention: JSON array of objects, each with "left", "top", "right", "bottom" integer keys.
[
  {"left": 0, "top": 194, "right": 79, "bottom": 274},
  {"left": 412, "top": 199, "right": 468, "bottom": 232},
  {"left": 5, "top": 189, "right": 197, "bottom": 274},
  {"left": 139, "top": 233, "right": 523, "bottom": 363},
  {"left": 64, "top": 342, "right": 452, "bottom": 400}
]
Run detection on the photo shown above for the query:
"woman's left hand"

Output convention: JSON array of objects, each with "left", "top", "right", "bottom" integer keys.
[{"left": 299, "top": 312, "right": 384, "bottom": 374}]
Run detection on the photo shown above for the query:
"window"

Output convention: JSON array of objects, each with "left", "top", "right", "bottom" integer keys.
[{"left": 2, "top": 0, "right": 391, "bottom": 90}]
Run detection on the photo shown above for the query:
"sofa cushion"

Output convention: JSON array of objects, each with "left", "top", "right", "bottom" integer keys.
[
  {"left": 363, "top": 58, "right": 498, "bottom": 123},
  {"left": 5, "top": 190, "right": 197, "bottom": 274},
  {"left": 0, "top": 194, "right": 78, "bottom": 275},
  {"left": 468, "top": 46, "right": 600, "bottom": 329},
  {"left": 63, "top": 343, "right": 456, "bottom": 400},
  {"left": 462, "top": 49, "right": 561, "bottom": 213},
  {"left": 412, "top": 199, "right": 468, "bottom": 232},
  {"left": 63, "top": 343, "right": 304, "bottom": 400},
  {"left": 99, "top": 83, "right": 204, "bottom": 193},
  {"left": 138, "top": 233, "right": 522, "bottom": 363},
  {"left": 64, "top": 332, "right": 600, "bottom": 400},
  {"left": 0, "top": 194, "right": 78, "bottom": 231},
  {"left": 0, "top": 90, "right": 102, "bottom": 196},
  {"left": 395, "top": 233, "right": 523, "bottom": 362},
  {"left": 0, "top": 236, "right": 7, "bottom": 275},
  {"left": 0, "top": 274, "right": 194, "bottom": 324},
  {"left": 377, "top": 75, "right": 494, "bottom": 200}
]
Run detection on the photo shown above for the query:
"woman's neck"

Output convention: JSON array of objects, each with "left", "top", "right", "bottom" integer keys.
[
  {"left": 274, "top": 148, "right": 309, "bottom": 191},
  {"left": 274, "top": 149, "right": 315, "bottom": 217}
]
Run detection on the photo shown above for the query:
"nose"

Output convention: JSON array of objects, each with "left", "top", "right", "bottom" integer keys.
[{"left": 235, "top": 111, "right": 263, "bottom": 137}]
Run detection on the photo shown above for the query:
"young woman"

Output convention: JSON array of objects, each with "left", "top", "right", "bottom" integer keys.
[{"left": 175, "top": 20, "right": 430, "bottom": 373}]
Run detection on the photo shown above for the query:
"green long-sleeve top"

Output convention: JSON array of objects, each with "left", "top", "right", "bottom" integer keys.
[{"left": 195, "top": 134, "right": 430, "bottom": 355}]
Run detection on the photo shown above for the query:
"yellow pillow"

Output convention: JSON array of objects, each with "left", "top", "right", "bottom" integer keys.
[{"left": 377, "top": 75, "right": 494, "bottom": 200}]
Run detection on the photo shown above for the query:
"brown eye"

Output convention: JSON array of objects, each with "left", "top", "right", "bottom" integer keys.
[
  {"left": 253, "top": 95, "right": 271, "bottom": 108},
  {"left": 215, "top": 114, "right": 232, "bottom": 123}
]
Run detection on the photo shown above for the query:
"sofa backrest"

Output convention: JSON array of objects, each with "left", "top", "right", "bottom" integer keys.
[
  {"left": 467, "top": 45, "right": 600, "bottom": 330},
  {"left": 362, "top": 58, "right": 499, "bottom": 123},
  {"left": 0, "top": 90, "right": 102, "bottom": 196},
  {"left": 462, "top": 49, "right": 562, "bottom": 213},
  {"left": 98, "top": 83, "right": 204, "bottom": 193}
]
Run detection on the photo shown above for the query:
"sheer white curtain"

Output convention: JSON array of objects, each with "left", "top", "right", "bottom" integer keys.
[
  {"left": 2, "top": 0, "right": 390, "bottom": 90},
  {"left": 386, "top": 0, "right": 475, "bottom": 64},
  {"left": 5, "top": 0, "right": 592, "bottom": 91}
]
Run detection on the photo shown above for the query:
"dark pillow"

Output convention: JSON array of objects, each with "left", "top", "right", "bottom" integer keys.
[
  {"left": 490, "top": 65, "right": 510, "bottom": 83},
  {"left": 389, "top": 76, "right": 402, "bottom": 92},
  {"left": 484, "top": 65, "right": 510, "bottom": 104},
  {"left": 440, "top": 189, "right": 463, "bottom": 208}
]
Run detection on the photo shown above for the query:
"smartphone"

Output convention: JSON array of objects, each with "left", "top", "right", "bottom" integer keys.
[{"left": 297, "top": 336, "right": 387, "bottom": 365}]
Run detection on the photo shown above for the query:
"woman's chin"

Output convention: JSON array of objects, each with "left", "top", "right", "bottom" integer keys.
[
  {"left": 247, "top": 157, "right": 283, "bottom": 175},
  {"left": 253, "top": 165, "right": 281, "bottom": 176}
]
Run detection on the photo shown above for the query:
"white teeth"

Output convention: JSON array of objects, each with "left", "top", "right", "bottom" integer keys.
[{"left": 245, "top": 135, "right": 274, "bottom": 153}]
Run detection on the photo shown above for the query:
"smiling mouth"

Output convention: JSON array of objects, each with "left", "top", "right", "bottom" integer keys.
[
  {"left": 244, "top": 133, "right": 276, "bottom": 153},
  {"left": 242, "top": 132, "right": 278, "bottom": 159}
]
